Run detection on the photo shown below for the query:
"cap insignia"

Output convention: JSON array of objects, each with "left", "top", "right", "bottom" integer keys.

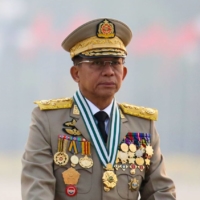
[{"left": 97, "top": 19, "right": 115, "bottom": 38}]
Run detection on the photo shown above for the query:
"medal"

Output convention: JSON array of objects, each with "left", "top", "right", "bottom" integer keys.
[
  {"left": 130, "top": 164, "right": 136, "bottom": 174},
  {"left": 102, "top": 164, "right": 118, "bottom": 192},
  {"left": 121, "top": 143, "right": 129, "bottom": 152},
  {"left": 128, "top": 178, "right": 139, "bottom": 191},
  {"left": 69, "top": 140, "right": 79, "bottom": 167},
  {"left": 135, "top": 149, "right": 144, "bottom": 158},
  {"left": 79, "top": 141, "right": 93, "bottom": 168},
  {"left": 135, "top": 157, "right": 144, "bottom": 166},
  {"left": 146, "top": 145, "right": 154, "bottom": 156},
  {"left": 129, "top": 144, "right": 137, "bottom": 153},
  {"left": 119, "top": 151, "right": 128, "bottom": 164},
  {"left": 54, "top": 136, "right": 69, "bottom": 166},
  {"left": 70, "top": 155, "right": 79, "bottom": 167},
  {"left": 79, "top": 155, "right": 93, "bottom": 168},
  {"left": 62, "top": 167, "right": 80, "bottom": 197},
  {"left": 54, "top": 152, "right": 68, "bottom": 166}
]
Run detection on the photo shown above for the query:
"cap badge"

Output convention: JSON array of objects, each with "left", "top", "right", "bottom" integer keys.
[{"left": 97, "top": 19, "right": 115, "bottom": 38}]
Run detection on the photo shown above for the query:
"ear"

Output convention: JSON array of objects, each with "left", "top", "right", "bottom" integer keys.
[
  {"left": 70, "top": 66, "right": 80, "bottom": 83},
  {"left": 122, "top": 66, "right": 127, "bottom": 80}
]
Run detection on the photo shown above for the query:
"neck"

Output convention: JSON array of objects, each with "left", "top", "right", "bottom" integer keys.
[{"left": 82, "top": 94, "right": 113, "bottom": 110}]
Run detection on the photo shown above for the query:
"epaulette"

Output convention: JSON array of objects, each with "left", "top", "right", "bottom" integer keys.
[
  {"left": 119, "top": 103, "right": 158, "bottom": 121},
  {"left": 34, "top": 98, "right": 73, "bottom": 110}
]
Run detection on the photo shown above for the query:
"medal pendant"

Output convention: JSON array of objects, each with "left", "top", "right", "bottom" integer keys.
[
  {"left": 119, "top": 151, "right": 128, "bottom": 164},
  {"left": 121, "top": 143, "right": 129, "bottom": 152},
  {"left": 135, "top": 149, "right": 144, "bottom": 158},
  {"left": 138, "top": 165, "right": 145, "bottom": 171},
  {"left": 130, "top": 164, "right": 136, "bottom": 174},
  {"left": 54, "top": 152, "right": 69, "bottom": 166},
  {"left": 146, "top": 145, "right": 154, "bottom": 156},
  {"left": 129, "top": 144, "right": 137, "bottom": 153},
  {"left": 135, "top": 157, "right": 144, "bottom": 166},
  {"left": 79, "top": 155, "right": 94, "bottom": 169},
  {"left": 102, "top": 171, "right": 118, "bottom": 192},
  {"left": 70, "top": 155, "right": 79, "bottom": 167},
  {"left": 65, "top": 185, "right": 77, "bottom": 197}
]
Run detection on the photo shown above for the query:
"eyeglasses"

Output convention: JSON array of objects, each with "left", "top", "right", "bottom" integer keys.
[{"left": 76, "top": 60, "right": 125, "bottom": 71}]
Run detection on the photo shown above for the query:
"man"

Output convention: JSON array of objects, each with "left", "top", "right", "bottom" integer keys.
[{"left": 21, "top": 18, "right": 176, "bottom": 200}]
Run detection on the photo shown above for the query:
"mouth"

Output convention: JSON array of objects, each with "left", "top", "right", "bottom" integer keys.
[{"left": 98, "top": 82, "right": 116, "bottom": 87}]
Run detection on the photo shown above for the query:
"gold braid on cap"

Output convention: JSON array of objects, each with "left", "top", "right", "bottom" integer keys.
[{"left": 70, "top": 36, "right": 127, "bottom": 58}]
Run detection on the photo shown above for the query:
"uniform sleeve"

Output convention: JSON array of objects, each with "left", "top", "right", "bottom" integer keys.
[
  {"left": 139, "top": 121, "right": 176, "bottom": 200},
  {"left": 21, "top": 107, "right": 55, "bottom": 200}
]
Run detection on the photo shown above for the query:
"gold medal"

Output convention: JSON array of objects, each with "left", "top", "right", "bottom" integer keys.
[
  {"left": 135, "top": 157, "right": 144, "bottom": 166},
  {"left": 146, "top": 145, "right": 154, "bottom": 156},
  {"left": 79, "top": 155, "right": 94, "bottom": 168},
  {"left": 145, "top": 158, "right": 150, "bottom": 166},
  {"left": 54, "top": 136, "right": 69, "bottom": 166},
  {"left": 70, "top": 155, "right": 79, "bottom": 167},
  {"left": 102, "top": 171, "right": 118, "bottom": 192},
  {"left": 129, "top": 144, "right": 137, "bottom": 152},
  {"left": 54, "top": 152, "right": 69, "bottom": 166},
  {"left": 79, "top": 141, "right": 93, "bottom": 168},
  {"left": 121, "top": 143, "right": 129, "bottom": 152}
]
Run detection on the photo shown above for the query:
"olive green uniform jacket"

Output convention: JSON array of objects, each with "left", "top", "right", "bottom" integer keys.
[{"left": 21, "top": 101, "right": 176, "bottom": 200}]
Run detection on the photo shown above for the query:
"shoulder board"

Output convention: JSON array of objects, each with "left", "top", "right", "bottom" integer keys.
[
  {"left": 34, "top": 98, "right": 73, "bottom": 110},
  {"left": 119, "top": 103, "right": 158, "bottom": 121}
]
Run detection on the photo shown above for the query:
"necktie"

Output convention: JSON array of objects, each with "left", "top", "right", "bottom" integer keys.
[{"left": 94, "top": 111, "right": 108, "bottom": 143}]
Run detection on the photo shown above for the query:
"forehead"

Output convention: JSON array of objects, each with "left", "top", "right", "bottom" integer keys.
[{"left": 86, "top": 57, "right": 124, "bottom": 61}]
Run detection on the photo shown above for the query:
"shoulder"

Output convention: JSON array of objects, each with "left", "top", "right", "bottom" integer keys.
[
  {"left": 119, "top": 103, "right": 158, "bottom": 121},
  {"left": 34, "top": 97, "right": 73, "bottom": 110}
]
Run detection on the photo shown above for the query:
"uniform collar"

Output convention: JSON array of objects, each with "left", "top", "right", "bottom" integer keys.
[{"left": 85, "top": 98, "right": 113, "bottom": 118}]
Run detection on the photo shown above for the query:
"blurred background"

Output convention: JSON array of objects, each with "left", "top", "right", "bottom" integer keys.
[{"left": 0, "top": 0, "right": 200, "bottom": 199}]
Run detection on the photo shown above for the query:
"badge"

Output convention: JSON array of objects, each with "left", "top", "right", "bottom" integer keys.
[
  {"left": 128, "top": 178, "right": 139, "bottom": 191},
  {"left": 97, "top": 19, "right": 115, "bottom": 38},
  {"left": 65, "top": 185, "right": 77, "bottom": 197},
  {"left": 64, "top": 119, "right": 77, "bottom": 127},
  {"left": 63, "top": 128, "right": 81, "bottom": 136},
  {"left": 62, "top": 167, "right": 80, "bottom": 197}
]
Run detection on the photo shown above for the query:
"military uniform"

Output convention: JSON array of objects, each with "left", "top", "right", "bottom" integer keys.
[{"left": 21, "top": 18, "right": 176, "bottom": 200}]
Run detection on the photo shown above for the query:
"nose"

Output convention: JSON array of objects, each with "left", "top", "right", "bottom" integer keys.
[{"left": 101, "top": 61, "right": 114, "bottom": 76}]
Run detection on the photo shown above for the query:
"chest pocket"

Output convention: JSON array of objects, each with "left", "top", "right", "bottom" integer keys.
[
  {"left": 116, "top": 167, "right": 145, "bottom": 200},
  {"left": 53, "top": 152, "right": 93, "bottom": 194}
]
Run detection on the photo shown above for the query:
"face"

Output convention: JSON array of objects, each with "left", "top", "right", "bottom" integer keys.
[{"left": 70, "top": 57, "right": 127, "bottom": 102}]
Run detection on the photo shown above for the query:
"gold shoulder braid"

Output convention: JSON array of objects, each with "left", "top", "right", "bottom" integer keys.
[
  {"left": 34, "top": 98, "right": 73, "bottom": 110},
  {"left": 119, "top": 103, "right": 158, "bottom": 121}
]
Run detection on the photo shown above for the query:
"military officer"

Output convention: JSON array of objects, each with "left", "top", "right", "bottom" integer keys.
[{"left": 21, "top": 18, "right": 176, "bottom": 200}]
